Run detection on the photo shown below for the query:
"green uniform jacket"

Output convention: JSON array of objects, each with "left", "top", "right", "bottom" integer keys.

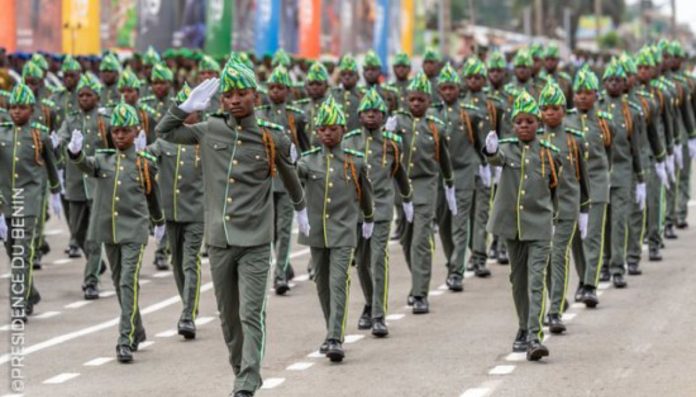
[
  {"left": 51, "top": 86, "right": 80, "bottom": 129},
  {"left": 147, "top": 139, "right": 204, "bottom": 223},
  {"left": 464, "top": 91, "right": 496, "bottom": 164},
  {"left": 667, "top": 70, "right": 696, "bottom": 142},
  {"left": 390, "top": 80, "right": 410, "bottom": 110},
  {"left": 433, "top": 99, "right": 485, "bottom": 169},
  {"left": 484, "top": 137, "right": 561, "bottom": 241},
  {"left": 599, "top": 95, "right": 644, "bottom": 187},
  {"left": 0, "top": 121, "right": 61, "bottom": 217},
  {"left": 331, "top": 85, "right": 362, "bottom": 132},
  {"left": 652, "top": 76, "right": 677, "bottom": 154},
  {"left": 297, "top": 146, "right": 374, "bottom": 248},
  {"left": 102, "top": 83, "right": 120, "bottom": 108},
  {"left": 141, "top": 94, "right": 173, "bottom": 124},
  {"left": 71, "top": 146, "right": 164, "bottom": 244},
  {"left": 360, "top": 83, "right": 399, "bottom": 114},
  {"left": 156, "top": 105, "right": 306, "bottom": 248},
  {"left": 341, "top": 126, "right": 412, "bottom": 222},
  {"left": 632, "top": 88, "right": 666, "bottom": 163},
  {"left": 293, "top": 95, "right": 326, "bottom": 148}
]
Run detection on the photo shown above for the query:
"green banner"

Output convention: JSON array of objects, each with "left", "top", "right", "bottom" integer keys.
[{"left": 205, "top": 0, "right": 233, "bottom": 57}]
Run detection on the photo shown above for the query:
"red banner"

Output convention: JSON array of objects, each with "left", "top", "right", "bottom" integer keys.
[
  {"left": 298, "top": 0, "right": 321, "bottom": 59},
  {"left": 0, "top": 0, "right": 16, "bottom": 52}
]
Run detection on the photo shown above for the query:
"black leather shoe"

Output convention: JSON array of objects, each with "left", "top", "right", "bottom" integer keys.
[
  {"left": 497, "top": 247, "right": 509, "bottom": 265},
  {"left": 406, "top": 294, "right": 414, "bottom": 306},
  {"left": 307, "top": 264, "right": 315, "bottom": 281},
  {"left": 649, "top": 247, "right": 662, "bottom": 261},
  {"left": 273, "top": 278, "right": 290, "bottom": 296},
  {"left": 412, "top": 297, "right": 429, "bottom": 314},
  {"left": 371, "top": 317, "right": 389, "bottom": 337},
  {"left": 357, "top": 305, "right": 372, "bottom": 330},
  {"left": 39, "top": 241, "right": 50, "bottom": 256},
  {"left": 627, "top": 262, "right": 642, "bottom": 275},
  {"left": 319, "top": 340, "right": 329, "bottom": 354},
  {"left": 664, "top": 224, "right": 678, "bottom": 239},
  {"left": 178, "top": 319, "right": 196, "bottom": 340},
  {"left": 286, "top": 264, "right": 295, "bottom": 281},
  {"left": 153, "top": 256, "right": 169, "bottom": 271},
  {"left": 99, "top": 261, "right": 107, "bottom": 275},
  {"left": 488, "top": 240, "right": 498, "bottom": 259},
  {"left": 526, "top": 339, "right": 549, "bottom": 361},
  {"left": 599, "top": 267, "right": 610, "bottom": 282},
  {"left": 130, "top": 330, "right": 147, "bottom": 351},
  {"left": 67, "top": 245, "right": 82, "bottom": 258},
  {"left": 32, "top": 259, "right": 42, "bottom": 270},
  {"left": 474, "top": 264, "right": 491, "bottom": 278},
  {"left": 574, "top": 282, "right": 584, "bottom": 302},
  {"left": 233, "top": 392, "right": 253, "bottom": 397},
  {"left": 612, "top": 274, "right": 627, "bottom": 288},
  {"left": 548, "top": 314, "right": 566, "bottom": 334},
  {"left": 25, "top": 302, "right": 34, "bottom": 316},
  {"left": 512, "top": 329, "right": 528, "bottom": 352},
  {"left": 446, "top": 273, "right": 463, "bottom": 292},
  {"left": 83, "top": 284, "right": 100, "bottom": 300},
  {"left": 466, "top": 257, "right": 475, "bottom": 271},
  {"left": 582, "top": 286, "right": 599, "bottom": 308},
  {"left": 326, "top": 339, "right": 345, "bottom": 362},
  {"left": 676, "top": 220, "right": 688, "bottom": 229},
  {"left": 116, "top": 345, "right": 133, "bottom": 363}
]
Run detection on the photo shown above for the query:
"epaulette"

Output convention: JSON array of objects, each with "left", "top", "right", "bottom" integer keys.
[
  {"left": 343, "top": 129, "right": 362, "bottom": 139},
  {"left": 41, "top": 98, "right": 56, "bottom": 107},
  {"left": 138, "top": 151, "right": 157, "bottom": 162},
  {"left": 559, "top": 71, "right": 572, "bottom": 81},
  {"left": 140, "top": 95, "right": 155, "bottom": 102},
  {"left": 96, "top": 148, "right": 116, "bottom": 154},
  {"left": 382, "top": 85, "right": 398, "bottom": 94},
  {"left": 30, "top": 121, "right": 49, "bottom": 132},
  {"left": 486, "top": 92, "right": 505, "bottom": 103},
  {"left": 499, "top": 137, "right": 518, "bottom": 144},
  {"left": 597, "top": 111, "right": 613, "bottom": 120},
  {"left": 257, "top": 118, "right": 284, "bottom": 131},
  {"left": 461, "top": 102, "right": 478, "bottom": 111},
  {"left": 628, "top": 100, "right": 643, "bottom": 113},
  {"left": 393, "top": 109, "right": 412, "bottom": 118},
  {"left": 139, "top": 103, "right": 157, "bottom": 115},
  {"left": 0, "top": 121, "right": 13, "bottom": 128},
  {"left": 343, "top": 148, "right": 364, "bottom": 158},
  {"left": 635, "top": 88, "right": 652, "bottom": 98},
  {"left": 566, "top": 127, "right": 585, "bottom": 138},
  {"left": 673, "top": 74, "right": 687, "bottom": 83},
  {"left": 425, "top": 115, "right": 445, "bottom": 126},
  {"left": 503, "top": 83, "right": 519, "bottom": 95},
  {"left": 286, "top": 105, "right": 305, "bottom": 115},
  {"left": 383, "top": 131, "right": 402, "bottom": 143},
  {"left": 540, "top": 139, "right": 560, "bottom": 153},
  {"left": 293, "top": 98, "right": 311, "bottom": 105},
  {"left": 566, "top": 108, "right": 578, "bottom": 115},
  {"left": 255, "top": 104, "right": 271, "bottom": 110},
  {"left": 301, "top": 147, "right": 321, "bottom": 157}
]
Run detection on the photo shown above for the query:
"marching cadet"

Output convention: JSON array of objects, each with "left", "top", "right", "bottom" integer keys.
[
  {"left": 99, "top": 53, "right": 122, "bottom": 108},
  {"left": 361, "top": 50, "right": 398, "bottom": 113},
  {"left": 421, "top": 47, "right": 443, "bottom": 104},
  {"left": 142, "top": 62, "right": 175, "bottom": 122},
  {"left": 331, "top": 54, "right": 362, "bottom": 132},
  {"left": 483, "top": 91, "right": 560, "bottom": 361},
  {"left": 1, "top": 84, "right": 62, "bottom": 321},
  {"left": 57, "top": 74, "right": 110, "bottom": 299},
  {"left": 256, "top": 65, "right": 309, "bottom": 294},
  {"left": 599, "top": 59, "right": 645, "bottom": 288},
  {"left": 343, "top": 88, "right": 413, "bottom": 336},
  {"left": 52, "top": 55, "right": 83, "bottom": 128},
  {"left": 393, "top": 71, "right": 456, "bottom": 314},
  {"left": 505, "top": 49, "right": 540, "bottom": 104},
  {"left": 529, "top": 43, "right": 546, "bottom": 93},
  {"left": 67, "top": 100, "right": 165, "bottom": 363},
  {"left": 156, "top": 61, "right": 307, "bottom": 397},
  {"left": 294, "top": 62, "right": 331, "bottom": 148},
  {"left": 197, "top": 55, "right": 222, "bottom": 119},
  {"left": 146, "top": 83, "right": 204, "bottom": 339},
  {"left": 139, "top": 46, "right": 161, "bottom": 98},
  {"left": 116, "top": 68, "right": 160, "bottom": 147},
  {"left": 390, "top": 52, "right": 412, "bottom": 109},
  {"left": 297, "top": 96, "right": 374, "bottom": 361},
  {"left": 539, "top": 42, "right": 574, "bottom": 108},
  {"left": 433, "top": 61, "right": 485, "bottom": 291},
  {"left": 566, "top": 66, "right": 613, "bottom": 307},
  {"left": 538, "top": 82, "right": 589, "bottom": 334}
]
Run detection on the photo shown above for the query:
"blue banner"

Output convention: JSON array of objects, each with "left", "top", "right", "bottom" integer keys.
[
  {"left": 255, "top": 0, "right": 281, "bottom": 57},
  {"left": 373, "top": 0, "right": 389, "bottom": 74}
]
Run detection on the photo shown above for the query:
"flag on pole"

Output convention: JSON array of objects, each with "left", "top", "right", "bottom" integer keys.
[
  {"left": 298, "top": 0, "right": 321, "bottom": 58},
  {"left": 373, "top": 0, "right": 389, "bottom": 74},
  {"left": 255, "top": 0, "right": 281, "bottom": 57},
  {"left": 205, "top": 0, "right": 233, "bottom": 56}
]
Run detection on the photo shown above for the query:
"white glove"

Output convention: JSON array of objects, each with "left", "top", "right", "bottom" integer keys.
[
  {"left": 290, "top": 143, "right": 298, "bottom": 163},
  {"left": 50, "top": 132, "right": 61, "bottom": 149},
  {"left": 674, "top": 144, "right": 684, "bottom": 170},
  {"left": 296, "top": 208, "right": 310, "bottom": 236},
  {"left": 485, "top": 130, "right": 498, "bottom": 153},
  {"left": 493, "top": 166, "right": 502, "bottom": 184},
  {"left": 655, "top": 161, "right": 669, "bottom": 188},
  {"left": 50, "top": 193, "right": 63, "bottom": 220},
  {"left": 578, "top": 212, "right": 589, "bottom": 240},
  {"left": 666, "top": 154, "right": 676, "bottom": 182},
  {"left": 402, "top": 201, "right": 414, "bottom": 223},
  {"left": 479, "top": 164, "right": 491, "bottom": 187},
  {"left": 445, "top": 185, "right": 458, "bottom": 215},
  {"left": 385, "top": 116, "right": 397, "bottom": 131},
  {"left": 0, "top": 214, "right": 7, "bottom": 241},
  {"left": 67, "top": 129, "right": 83, "bottom": 155},
  {"left": 180, "top": 77, "right": 220, "bottom": 113},
  {"left": 635, "top": 182, "right": 646, "bottom": 210},
  {"left": 134, "top": 130, "right": 147, "bottom": 152},
  {"left": 153, "top": 224, "right": 166, "bottom": 242},
  {"left": 362, "top": 222, "right": 374, "bottom": 239},
  {"left": 58, "top": 169, "right": 66, "bottom": 194},
  {"left": 689, "top": 138, "right": 696, "bottom": 159}
]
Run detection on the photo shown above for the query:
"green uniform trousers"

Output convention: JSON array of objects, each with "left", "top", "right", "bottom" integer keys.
[
  {"left": 646, "top": 165, "right": 665, "bottom": 250},
  {"left": 208, "top": 244, "right": 270, "bottom": 394},
  {"left": 5, "top": 216, "right": 41, "bottom": 315},
  {"left": 572, "top": 202, "right": 607, "bottom": 287},
  {"left": 273, "top": 192, "right": 294, "bottom": 283},
  {"left": 311, "top": 247, "right": 353, "bottom": 342},
  {"left": 471, "top": 176, "right": 492, "bottom": 266},
  {"left": 604, "top": 185, "right": 631, "bottom": 276},
  {"left": 506, "top": 238, "right": 550, "bottom": 342},
  {"left": 401, "top": 202, "right": 435, "bottom": 298},
  {"left": 32, "top": 190, "right": 49, "bottom": 265},
  {"left": 626, "top": 174, "right": 648, "bottom": 264},
  {"left": 166, "top": 221, "right": 203, "bottom": 322},
  {"left": 547, "top": 219, "right": 576, "bottom": 315},
  {"left": 104, "top": 243, "right": 146, "bottom": 348},
  {"left": 68, "top": 200, "right": 103, "bottom": 287},
  {"left": 436, "top": 176, "right": 475, "bottom": 276},
  {"left": 356, "top": 221, "right": 391, "bottom": 319},
  {"left": 676, "top": 146, "right": 691, "bottom": 223}
]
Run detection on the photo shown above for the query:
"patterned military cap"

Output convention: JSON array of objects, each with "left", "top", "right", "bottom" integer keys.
[
  {"left": 8, "top": 83, "right": 36, "bottom": 106},
  {"left": 462, "top": 57, "right": 487, "bottom": 78},
  {"left": 22, "top": 61, "right": 44, "bottom": 80},
  {"left": 486, "top": 51, "right": 507, "bottom": 69},
  {"left": 150, "top": 62, "right": 174, "bottom": 82},
  {"left": 513, "top": 49, "right": 533, "bottom": 67},
  {"left": 538, "top": 81, "right": 566, "bottom": 107},
  {"left": 572, "top": 65, "right": 599, "bottom": 92},
  {"left": 306, "top": 62, "right": 329, "bottom": 82},
  {"left": 76, "top": 73, "right": 103, "bottom": 94},
  {"left": 267, "top": 65, "right": 292, "bottom": 87},
  {"left": 511, "top": 90, "right": 540, "bottom": 120},
  {"left": 143, "top": 46, "right": 161, "bottom": 66},
  {"left": 220, "top": 59, "right": 258, "bottom": 91},
  {"left": 438, "top": 62, "right": 461, "bottom": 84},
  {"left": 358, "top": 87, "right": 387, "bottom": 114},
  {"left": 117, "top": 68, "right": 142, "bottom": 90},
  {"left": 392, "top": 52, "right": 411, "bottom": 66},
  {"left": 110, "top": 100, "right": 140, "bottom": 127},
  {"left": 363, "top": 50, "right": 382, "bottom": 69},
  {"left": 99, "top": 53, "right": 122, "bottom": 72},
  {"left": 61, "top": 55, "right": 82, "bottom": 72},
  {"left": 198, "top": 55, "right": 221, "bottom": 72},
  {"left": 314, "top": 96, "right": 346, "bottom": 127},
  {"left": 602, "top": 58, "right": 626, "bottom": 80},
  {"left": 272, "top": 48, "right": 292, "bottom": 67},
  {"left": 339, "top": 54, "right": 358, "bottom": 72},
  {"left": 407, "top": 70, "right": 432, "bottom": 95}
]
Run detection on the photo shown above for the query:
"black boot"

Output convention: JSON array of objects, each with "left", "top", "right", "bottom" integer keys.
[
  {"left": 153, "top": 254, "right": 169, "bottom": 271},
  {"left": 649, "top": 246, "right": 662, "bottom": 261},
  {"left": 548, "top": 313, "right": 566, "bottom": 334},
  {"left": 371, "top": 317, "right": 389, "bottom": 337},
  {"left": 446, "top": 273, "right": 463, "bottom": 292},
  {"left": 612, "top": 274, "right": 627, "bottom": 288},
  {"left": 357, "top": 305, "right": 372, "bottom": 330},
  {"left": 627, "top": 262, "right": 642, "bottom": 275},
  {"left": 664, "top": 224, "right": 678, "bottom": 239},
  {"left": 412, "top": 296, "right": 429, "bottom": 314},
  {"left": 497, "top": 246, "right": 509, "bottom": 265},
  {"left": 512, "top": 329, "right": 528, "bottom": 352},
  {"left": 676, "top": 219, "right": 688, "bottom": 229},
  {"left": 582, "top": 285, "right": 599, "bottom": 308},
  {"left": 273, "top": 278, "right": 290, "bottom": 296},
  {"left": 599, "top": 266, "right": 610, "bottom": 282},
  {"left": 67, "top": 244, "right": 82, "bottom": 258},
  {"left": 83, "top": 284, "right": 100, "bottom": 300},
  {"left": 319, "top": 340, "right": 329, "bottom": 354},
  {"left": 325, "top": 339, "right": 345, "bottom": 362},
  {"left": 526, "top": 339, "right": 549, "bottom": 361},
  {"left": 116, "top": 345, "right": 133, "bottom": 363},
  {"left": 574, "top": 282, "right": 584, "bottom": 302},
  {"left": 177, "top": 319, "right": 196, "bottom": 340}
]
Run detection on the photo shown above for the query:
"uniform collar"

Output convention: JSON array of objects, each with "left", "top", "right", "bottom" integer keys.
[
  {"left": 321, "top": 144, "right": 342, "bottom": 157},
  {"left": 117, "top": 145, "right": 137, "bottom": 159},
  {"left": 227, "top": 113, "right": 258, "bottom": 132}
]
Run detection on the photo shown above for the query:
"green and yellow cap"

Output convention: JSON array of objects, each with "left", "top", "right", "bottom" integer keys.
[
  {"left": 407, "top": 70, "right": 432, "bottom": 95},
  {"left": 306, "top": 62, "right": 329, "bottom": 82},
  {"left": 602, "top": 58, "right": 626, "bottom": 80},
  {"left": 572, "top": 65, "right": 599, "bottom": 92},
  {"left": 272, "top": 48, "right": 292, "bottom": 68},
  {"left": 314, "top": 96, "right": 346, "bottom": 127},
  {"left": 220, "top": 59, "right": 258, "bottom": 91},
  {"left": 363, "top": 50, "right": 382, "bottom": 69},
  {"left": 635, "top": 47, "right": 655, "bottom": 67},
  {"left": 486, "top": 51, "right": 506, "bottom": 69},
  {"left": 462, "top": 57, "right": 487, "bottom": 78},
  {"left": 22, "top": 61, "right": 44, "bottom": 80},
  {"left": 544, "top": 42, "right": 560, "bottom": 58},
  {"left": 530, "top": 43, "right": 543, "bottom": 59},
  {"left": 538, "top": 82, "right": 566, "bottom": 107},
  {"left": 150, "top": 62, "right": 174, "bottom": 82},
  {"left": 423, "top": 46, "right": 441, "bottom": 62},
  {"left": 267, "top": 65, "right": 292, "bottom": 87},
  {"left": 620, "top": 52, "right": 637, "bottom": 75},
  {"left": 175, "top": 82, "right": 191, "bottom": 105},
  {"left": 339, "top": 54, "right": 358, "bottom": 72},
  {"left": 511, "top": 90, "right": 540, "bottom": 120},
  {"left": 76, "top": 74, "right": 103, "bottom": 94},
  {"left": 162, "top": 48, "right": 177, "bottom": 59},
  {"left": 99, "top": 53, "right": 122, "bottom": 72},
  {"left": 117, "top": 68, "right": 142, "bottom": 90},
  {"left": 668, "top": 41, "right": 685, "bottom": 57},
  {"left": 392, "top": 52, "right": 411, "bottom": 66},
  {"left": 30, "top": 53, "right": 49, "bottom": 71},
  {"left": 226, "top": 51, "right": 254, "bottom": 70},
  {"left": 438, "top": 62, "right": 461, "bottom": 84},
  {"left": 358, "top": 87, "right": 387, "bottom": 114},
  {"left": 198, "top": 55, "right": 221, "bottom": 72},
  {"left": 143, "top": 46, "right": 161, "bottom": 66},
  {"left": 8, "top": 83, "right": 36, "bottom": 106},
  {"left": 61, "top": 55, "right": 82, "bottom": 72},
  {"left": 513, "top": 49, "right": 533, "bottom": 67},
  {"left": 110, "top": 100, "right": 140, "bottom": 127}
]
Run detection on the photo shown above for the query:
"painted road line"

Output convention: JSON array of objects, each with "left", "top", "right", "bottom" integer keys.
[
  {"left": 44, "top": 229, "right": 63, "bottom": 236},
  {"left": 83, "top": 357, "right": 114, "bottom": 367},
  {"left": 428, "top": 290, "right": 444, "bottom": 296},
  {"left": 140, "top": 279, "right": 152, "bottom": 285},
  {"left": 306, "top": 351, "right": 324, "bottom": 358},
  {"left": 152, "top": 271, "right": 173, "bottom": 278},
  {"left": 43, "top": 373, "right": 80, "bottom": 384},
  {"left": 570, "top": 302, "right": 584, "bottom": 309},
  {"left": 99, "top": 291, "right": 116, "bottom": 298},
  {"left": 293, "top": 274, "right": 310, "bottom": 282},
  {"left": 138, "top": 341, "right": 155, "bottom": 350},
  {"left": 0, "top": 273, "right": 9, "bottom": 279},
  {"left": 562, "top": 313, "right": 577, "bottom": 322},
  {"left": 385, "top": 313, "right": 405, "bottom": 321},
  {"left": 488, "top": 365, "right": 515, "bottom": 375},
  {"left": 34, "top": 311, "right": 61, "bottom": 319},
  {"left": 344, "top": 334, "right": 364, "bottom": 344},
  {"left": 460, "top": 387, "right": 491, "bottom": 397},
  {"left": 261, "top": 378, "right": 285, "bottom": 389},
  {"left": 286, "top": 362, "right": 314, "bottom": 371},
  {"left": 597, "top": 282, "right": 611, "bottom": 290},
  {"left": 0, "top": 325, "right": 9, "bottom": 332},
  {"left": 289, "top": 248, "right": 310, "bottom": 259},
  {"left": 437, "top": 284, "right": 448, "bottom": 290},
  {"left": 504, "top": 353, "right": 526, "bottom": 362},
  {"left": 65, "top": 301, "right": 92, "bottom": 309},
  {"left": 155, "top": 329, "right": 178, "bottom": 338},
  {"left": 52, "top": 258, "right": 73, "bottom": 265},
  {"left": 195, "top": 316, "right": 215, "bottom": 326}
]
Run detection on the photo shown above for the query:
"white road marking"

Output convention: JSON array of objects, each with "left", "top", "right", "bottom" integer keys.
[
  {"left": 294, "top": 274, "right": 310, "bottom": 282},
  {"left": 385, "top": 313, "right": 405, "bottom": 321},
  {"left": 152, "top": 271, "right": 172, "bottom": 278},
  {"left": 261, "top": 378, "right": 285, "bottom": 389},
  {"left": 488, "top": 365, "right": 515, "bottom": 375},
  {"left": 428, "top": 290, "right": 444, "bottom": 296},
  {"left": 44, "top": 229, "right": 63, "bottom": 236},
  {"left": 43, "top": 373, "right": 80, "bottom": 384},
  {"left": 138, "top": 341, "right": 155, "bottom": 350},
  {"left": 155, "top": 330, "right": 178, "bottom": 338},
  {"left": 83, "top": 357, "right": 114, "bottom": 367},
  {"left": 289, "top": 248, "right": 310, "bottom": 259},
  {"left": 0, "top": 272, "right": 9, "bottom": 279},
  {"left": 65, "top": 301, "right": 92, "bottom": 309},
  {"left": 464, "top": 271, "right": 475, "bottom": 278},
  {"left": 438, "top": 284, "right": 448, "bottom": 290},
  {"left": 688, "top": 200, "right": 695, "bottom": 207},
  {"left": 596, "top": 290, "right": 605, "bottom": 297},
  {"left": 52, "top": 258, "right": 73, "bottom": 265},
  {"left": 306, "top": 351, "right": 324, "bottom": 358},
  {"left": 0, "top": 325, "right": 9, "bottom": 332},
  {"left": 597, "top": 282, "right": 611, "bottom": 290},
  {"left": 570, "top": 302, "right": 585, "bottom": 309},
  {"left": 504, "top": 352, "right": 526, "bottom": 362},
  {"left": 543, "top": 334, "right": 552, "bottom": 342},
  {"left": 460, "top": 387, "right": 491, "bottom": 397},
  {"left": 34, "top": 311, "right": 61, "bottom": 319},
  {"left": 562, "top": 313, "right": 577, "bottom": 322},
  {"left": 1, "top": 393, "right": 25, "bottom": 397},
  {"left": 194, "top": 316, "right": 215, "bottom": 326},
  {"left": 344, "top": 334, "right": 364, "bottom": 344},
  {"left": 99, "top": 290, "right": 116, "bottom": 298},
  {"left": 286, "top": 362, "right": 314, "bottom": 371},
  {"left": 140, "top": 279, "right": 151, "bottom": 285}
]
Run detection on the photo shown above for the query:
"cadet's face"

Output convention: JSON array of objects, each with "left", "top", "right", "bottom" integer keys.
[
  {"left": 488, "top": 68, "right": 506, "bottom": 86},
  {"left": 466, "top": 75, "right": 486, "bottom": 92},
  {"left": 267, "top": 83, "right": 288, "bottom": 104},
  {"left": 111, "top": 126, "right": 138, "bottom": 150},
  {"left": 541, "top": 105, "right": 564, "bottom": 128},
  {"left": 152, "top": 80, "right": 170, "bottom": 99},
  {"left": 393, "top": 65, "right": 411, "bottom": 80},
  {"left": 514, "top": 114, "right": 539, "bottom": 142},
  {"left": 544, "top": 57, "right": 559, "bottom": 71},
  {"left": 514, "top": 66, "right": 531, "bottom": 82},
  {"left": 363, "top": 67, "right": 381, "bottom": 84},
  {"left": 359, "top": 109, "right": 384, "bottom": 130},
  {"left": 221, "top": 88, "right": 256, "bottom": 118},
  {"left": 142, "top": 65, "right": 152, "bottom": 79},
  {"left": 78, "top": 89, "right": 99, "bottom": 111},
  {"left": 317, "top": 124, "right": 344, "bottom": 148},
  {"left": 24, "top": 77, "right": 42, "bottom": 94},
  {"left": 574, "top": 90, "right": 596, "bottom": 112},
  {"left": 306, "top": 81, "right": 328, "bottom": 99},
  {"left": 340, "top": 71, "right": 358, "bottom": 89},
  {"left": 438, "top": 83, "right": 460, "bottom": 104},
  {"left": 119, "top": 87, "right": 139, "bottom": 106},
  {"left": 100, "top": 70, "right": 118, "bottom": 85},
  {"left": 198, "top": 70, "right": 218, "bottom": 83},
  {"left": 604, "top": 77, "right": 625, "bottom": 97},
  {"left": 637, "top": 65, "right": 652, "bottom": 83},
  {"left": 423, "top": 60, "right": 439, "bottom": 77},
  {"left": 63, "top": 71, "right": 81, "bottom": 90},
  {"left": 532, "top": 58, "right": 542, "bottom": 74},
  {"left": 9, "top": 105, "right": 32, "bottom": 126},
  {"left": 408, "top": 92, "right": 430, "bottom": 117},
  {"left": 626, "top": 74, "right": 635, "bottom": 91}
]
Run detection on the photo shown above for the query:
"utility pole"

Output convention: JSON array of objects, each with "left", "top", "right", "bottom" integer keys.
[
  {"left": 594, "top": 0, "right": 602, "bottom": 45},
  {"left": 535, "top": 0, "right": 543, "bottom": 36},
  {"left": 671, "top": 0, "right": 677, "bottom": 39}
]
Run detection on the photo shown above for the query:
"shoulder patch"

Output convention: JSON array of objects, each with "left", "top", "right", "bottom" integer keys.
[
  {"left": 540, "top": 139, "right": 560, "bottom": 153},
  {"left": 286, "top": 105, "right": 305, "bottom": 115},
  {"left": 31, "top": 121, "right": 49, "bottom": 132},
  {"left": 140, "top": 95, "right": 155, "bottom": 102},
  {"left": 257, "top": 119, "right": 284, "bottom": 131},
  {"left": 255, "top": 104, "right": 270, "bottom": 110},
  {"left": 627, "top": 100, "right": 642, "bottom": 113},
  {"left": 343, "top": 148, "right": 364, "bottom": 158},
  {"left": 41, "top": 98, "right": 56, "bottom": 107},
  {"left": 139, "top": 103, "right": 157, "bottom": 115},
  {"left": 343, "top": 129, "right": 362, "bottom": 139},
  {"left": 301, "top": 147, "right": 321, "bottom": 157},
  {"left": 597, "top": 111, "right": 613, "bottom": 120},
  {"left": 138, "top": 151, "right": 157, "bottom": 162},
  {"left": 425, "top": 115, "right": 445, "bottom": 126},
  {"left": 0, "top": 121, "right": 13, "bottom": 128},
  {"left": 293, "top": 98, "right": 310, "bottom": 105},
  {"left": 96, "top": 148, "right": 116, "bottom": 154},
  {"left": 566, "top": 108, "right": 578, "bottom": 115},
  {"left": 461, "top": 102, "right": 478, "bottom": 111},
  {"left": 382, "top": 131, "right": 402, "bottom": 143},
  {"left": 566, "top": 127, "right": 585, "bottom": 138},
  {"left": 499, "top": 137, "right": 518, "bottom": 144},
  {"left": 393, "top": 109, "right": 412, "bottom": 118}
]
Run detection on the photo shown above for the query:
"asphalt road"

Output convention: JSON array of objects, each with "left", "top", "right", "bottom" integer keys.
[{"left": 1, "top": 180, "right": 695, "bottom": 397}]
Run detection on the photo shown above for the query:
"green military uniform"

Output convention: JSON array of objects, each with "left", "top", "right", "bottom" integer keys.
[
  {"left": 422, "top": 47, "right": 442, "bottom": 104},
  {"left": 198, "top": 55, "right": 223, "bottom": 120},
  {"left": 331, "top": 55, "right": 362, "bottom": 132},
  {"left": 99, "top": 53, "right": 122, "bottom": 108},
  {"left": 539, "top": 43, "right": 574, "bottom": 108},
  {"left": 51, "top": 55, "right": 82, "bottom": 128},
  {"left": 390, "top": 52, "right": 412, "bottom": 110},
  {"left": 360, "top": 50, "right": 399, "bottom": 113},
  {"left": 293, "top": 62, "right": 330, "bottom": 147}
]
